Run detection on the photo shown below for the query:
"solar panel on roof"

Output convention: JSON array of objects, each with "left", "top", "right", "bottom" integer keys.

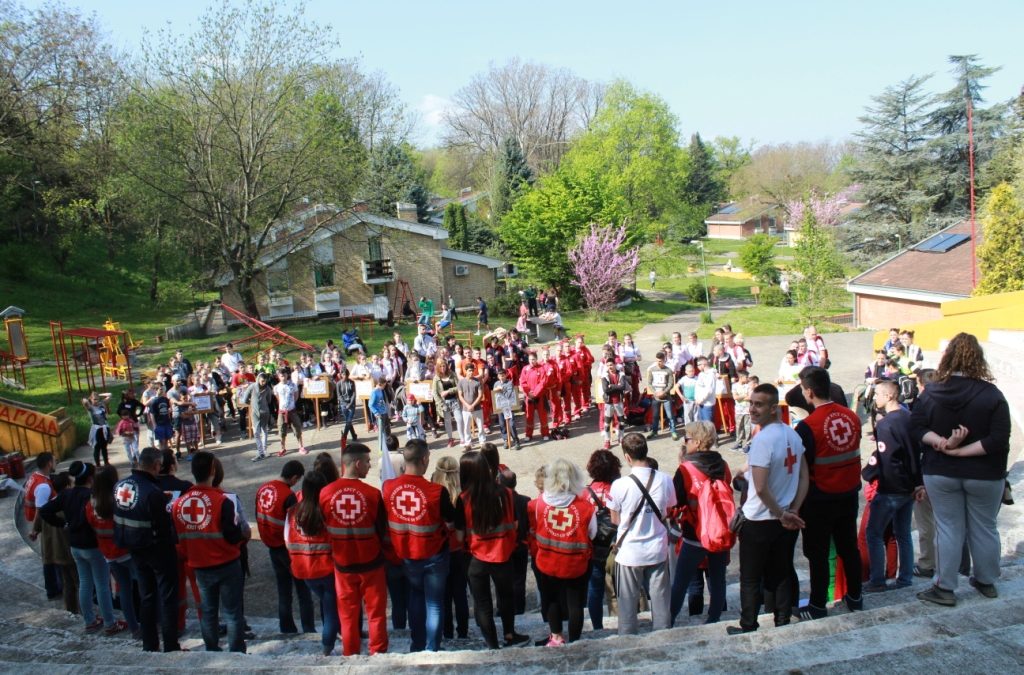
[
  {"left": 915, "top": 232, "right": 969, "bottom": 253},
  {"left": 718, "top": 204, "right": 741, "bottom": 215}
]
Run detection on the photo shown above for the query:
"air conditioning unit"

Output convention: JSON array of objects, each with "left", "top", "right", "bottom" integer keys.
[{"left": 454, "top": 264, "right": 470, "bottom": 277}]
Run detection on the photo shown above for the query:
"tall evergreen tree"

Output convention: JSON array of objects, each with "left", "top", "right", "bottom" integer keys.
[
  {"left": 453, "top": 203, "right": 469, "bottom": 251},
  {"left": 491, "top": 136, "right": 533, "bottom": 220},
  {"left": 363, "top": 141, "right": 429, "bottom": 219},
  {"left": 681, "top": 132, "right": 725, "bottom": 207},
  {"left": 926, "top": 55, "right": 1006, "bottom": 213},
  {"left": 443, "top": 202, "right": 462, "bottom": 248}
]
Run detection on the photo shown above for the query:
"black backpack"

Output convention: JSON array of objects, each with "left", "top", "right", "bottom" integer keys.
[{"left": 587, "top": 486, "right": 617, "bottom": 550}]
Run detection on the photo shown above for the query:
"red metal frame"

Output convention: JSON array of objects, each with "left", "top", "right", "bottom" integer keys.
[
  {"left": 217, "top": 303, "right": 315, "bottom": 354},
  {"left": 49, "top": 321, "right": 134, "bottom": 403}
]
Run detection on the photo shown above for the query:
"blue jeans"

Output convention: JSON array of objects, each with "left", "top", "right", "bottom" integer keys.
[
  {"left": 866, "top": 492, "right": 916, "bottom": 587},
  {"left": 403, "top": 548, "right": 450, "bottom": 651},
  {"left": 669, "top": 541, "right": 728, "bottom": 625},
  {"left": 586, "top": 557, "right": 608, "bottom": 630},
  {"left": 304, "top": 574, "right": 339, "bottom": 654},
  {"left": 651, "top": 399, "right": 675, "bottom": 434},
  {"left": 71, "top": 547, "right": 115, "bottom": 627},
  {"left": 698, "top": 405, "right": 714, "bottom": 422},
  {"left": 194, "top": 559, "right": 246, "bottom": 652},
  {"left": 109, "top": 558, "right": 139, "bottom": 631}
]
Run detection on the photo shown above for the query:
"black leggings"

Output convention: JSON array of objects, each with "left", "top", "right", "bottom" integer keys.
[
  {"left": 535, "top": 568, "right": 589, "bottom": 641},
  {"left": 93, "top": 428, "right": 109, "bottom": 465},
  {"left": 467, "top": 556, "right": 516, "bottom": 649}
]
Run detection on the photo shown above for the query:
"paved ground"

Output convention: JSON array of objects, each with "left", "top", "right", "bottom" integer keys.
[{"left": 11, "top": 303, "right": 877, "bottom": 623}]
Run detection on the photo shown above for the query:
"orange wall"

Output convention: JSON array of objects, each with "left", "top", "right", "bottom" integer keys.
[{"left": 856, "top": 295, "right": 944, "bottom": 331}]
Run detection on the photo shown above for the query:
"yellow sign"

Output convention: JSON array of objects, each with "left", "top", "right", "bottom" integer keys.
[{"left": 0, "top": 401, "right": 60, "bottom": 436}]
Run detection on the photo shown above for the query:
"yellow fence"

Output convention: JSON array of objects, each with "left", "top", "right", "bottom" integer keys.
[{"left": 873, "top": 290, "right": 1024, "bottom": 350}]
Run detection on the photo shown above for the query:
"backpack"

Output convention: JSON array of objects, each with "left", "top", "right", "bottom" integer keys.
[
  {"left": 896, "top": 375, "right": 918, "bottom": 403},
  {"left": 680, "top": 462, "right": 737, "bottom": 553},
  {"left": 586, "top": 486, "right": 617, "bottom": 549}
]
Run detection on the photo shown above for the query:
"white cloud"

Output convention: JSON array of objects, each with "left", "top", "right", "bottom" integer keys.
[{"left": 416, "top": 93, "right": 451, "bottom": 134}]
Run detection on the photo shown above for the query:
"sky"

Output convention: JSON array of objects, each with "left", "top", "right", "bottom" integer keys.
[{"left": 24, "top": 0, "right": 1024, "bottom": 148}]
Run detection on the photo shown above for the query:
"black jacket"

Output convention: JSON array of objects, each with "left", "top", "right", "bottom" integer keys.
[
  {"left": 40, "top": 486, "right": 97, "bottom": 550},
  {"left": 672, "top": 451, "right": 729, "bottom": 542},
  {"left": 862, "top": 408, "right": 922, "bottom": 494},
  {"left": 911, "top": 376, "right": 1011, "bottom": 481}
]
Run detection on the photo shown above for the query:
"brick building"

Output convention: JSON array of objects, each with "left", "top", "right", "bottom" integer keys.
[
  {"left": 217, "top": 202, "right": 504, "bottom": 320},
  {"left": 704, "top": 197, "right": 781, "bottom": 240},
  {"left": 846, "top": 220, "right": 976, "bottom": 329}
]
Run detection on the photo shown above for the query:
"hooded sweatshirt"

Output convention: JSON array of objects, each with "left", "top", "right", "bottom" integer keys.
[
  {"left": 910, "top": 376, "right": 1010, "bottom": 481},
  {"left": 672, "top": 450, "right": 730, "bottom": 543}
]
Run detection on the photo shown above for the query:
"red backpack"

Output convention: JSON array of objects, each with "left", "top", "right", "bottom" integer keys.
[{"left": 680, "top": 461, "right": 736, "bottom": 553}]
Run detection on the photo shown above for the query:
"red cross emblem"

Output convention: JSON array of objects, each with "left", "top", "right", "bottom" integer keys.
[
  {"left": 178, "top": 494, "right": 210, "bottom": 528},
  {"left": 334, "top": 492, "right": 364, "bottom": 523},
  {"left": 394, "top": 488, "right": 423, "bottom": 519},
  {"left": 784, "top": 445, "right": 797, "bottom": 475},
  {"left": 826, "top": 415, "right": 855, "bottom": 447},
  {"left": 257, "top": 486, "right": 276, "bottom": 512},
  {"left": 546, "top": 507, "right": 574, "bottom": 533},
  {"left": 115, "top": 482, "right": 138, "bottom": 509}
]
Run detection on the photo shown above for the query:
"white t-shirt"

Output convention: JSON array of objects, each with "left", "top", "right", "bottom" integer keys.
[
  {"left": 274, "top": 381, "right": 298, "bottom": 412},
  {"left": 606, "top": 466, "right": 674, "bottom": 567},
  {"left": 743, "top": 422, "right": 805, "bottom": 521},
  {"left": 220, "top": 351, "right": 243, "bottom": 374}
]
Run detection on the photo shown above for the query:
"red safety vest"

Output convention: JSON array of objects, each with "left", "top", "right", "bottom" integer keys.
[
  {"left": 531, "top": 496, "right": 594, "bottom": 579},
  {"left": 285, "top": 507, "right": 333, "bottom": 580},
  {"left": 85, "top": 501, "right": 128, "bottom": 561},
  {"left": 255, "top": 479, "right": 292, "bottom": 548},
  {"left": 23, "top": 472, "right": 52, "bottom": 523},
  {"left": 383, "top": 475, "right": 446, "bottom": 561},
  {"left": 461, "top": 487, "right": 517, "bottom": 564},
  {"left": 805, "top": 402, "right": 863, "bottom": 494},
  {"left": 319, "top": 478, "right": 383, "bottom": 568},
  {"left": 172, "top": 486, "right": 240, "bottom": 569}
]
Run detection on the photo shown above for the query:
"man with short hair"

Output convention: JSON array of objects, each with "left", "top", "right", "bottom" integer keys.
[
  {"left": 383, "top": 439, "right": 457, "bottom": 651},
  {"left": 606, "top": 432, "right": 675, "bottom": 635},
  {"left": 727, "top": 384, "right": 808, "bottom": 635},
  {"left": 519, "top": 351, "right": 550, "bottom": 442},
  {"left": 24, "top": 452, "right": 61, "bottom": 598},
  {"left": 114, "top": 446, "right": 182, "bottom": 652},
  {"left": 173, "top": 452, "right": 246, "bottom": 653},
  {"left": 647, "top": 351, "right": 677, "bottom": 441},
  {"left": 220, "top": 342, "right": 243, "bottom": 375},
  {"left": 256, "top": 460, "right": 314, "bottom": 633},
  {"left": 274, "top": 369, "right": 305, "bottom": 456},
  {"left": 457, "top": 363, "right": 486, "bottom": 449},
  {"left": 320, "top": 443, "right": 389, "bottom": 656},
  {"left": 475, "top": 296, "right": 489, "bottom": 336},
  {"left": 795, "top": 366, "right": 864, "bottom": 619},
  {"left": 413, "top": 323, "right": 436, "bottom": 360}
]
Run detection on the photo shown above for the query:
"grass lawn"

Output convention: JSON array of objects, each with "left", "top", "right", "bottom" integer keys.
[
  {"left": 697, "top": 302, "right": 854, "bottom": 339},
  {"left": 561, "top": 298, "right": 697, "bottom": 340}
]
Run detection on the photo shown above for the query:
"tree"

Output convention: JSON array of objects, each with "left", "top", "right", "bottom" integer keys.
[
  {"left": 783, "top": 186, "right": 857, "bottom": 230},
  {"left": 568, "top": 224, "right": 640, "bottom": 316},
  {"left": 738, "top": 234, "right": 780, "bottom": 285},
  {"left": 119, "top": 1, "right": 368, "bottom": 317},
  {"left": 926, "top": 55, "right": 1006, "bottom": 213},
  {"left": 730, "top": 141, "right": 851, "bottom": 205},
  {"left": 975, "top": 183, "right": 1024, "bottom": 295},
  {"left": 711, "top": 135, "right": 753, "bottom": 186},
  {"left": 490, "top": 135, "right": 533, "bottom": 221},
  {"left": 850, "top": 75, "right": 936, "bottom": 225},
  {"left": 362, "top": 141, "right": 428, "bottom": 218},
  {"left": 792, "top": 205, "right": 846, "bottom": 324},
  {"left": 442, "top": 58, "right": 602, "bottom": 173},
  {"left": 681, "top": 133, "right": 725, "bottom": 206}
]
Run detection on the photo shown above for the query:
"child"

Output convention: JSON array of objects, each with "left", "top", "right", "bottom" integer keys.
[
  {"left": 457, "top": 363, "right": 486, "bottom": 450},
  {"left": 600, "top": 356, "right": 627, "bottom": 450},
  {"left": 179, "top": 398, "right": 200, "bottom": 459},
  {"left": 115, "top": 410, "right": 141, "bottom": 467},
  {"left": 401, "top": 394, "right": 425, "bottom": 442},
  {"left": 369, "top": 377, "right": 391, "bottom": 443},
  {"left": 493, "top": 369, "right": 521, "bottom": 451},
  {"left": 731, "top": 372, "right": 752, "bottom": 452},
  {"left": 671, "top": 362, "right": 699, "bottom": 426}
]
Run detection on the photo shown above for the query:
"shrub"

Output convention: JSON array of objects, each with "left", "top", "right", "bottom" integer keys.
[
  {"left": 700, "top": 311, "right": 714, "bottom": 324},
  {"left": 686, "top": 279, "right": 709, "bottom": 304},
  {"left": 760, "top": 286, "right": 788, "bottom": 307},
  {"left": 489, "top": 290, "right": 522, "bottom": 318}
]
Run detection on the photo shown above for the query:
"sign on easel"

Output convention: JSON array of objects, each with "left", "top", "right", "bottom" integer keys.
[{"left": 301, "top": 376, "right": 332, "bottom": 430}]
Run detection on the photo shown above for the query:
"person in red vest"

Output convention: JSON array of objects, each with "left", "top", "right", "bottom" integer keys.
[
  {"left": 173, "top": 452, "right": 247, "bottom": 652},
  {"left": 383, "top": 439, "right": 457, "bottom": 651},
  {"left": 518, "top": 351, "right": 550, "bottom": 442},
  {"left": 285, "top": 470, "right": 338, "bottom": 656},
  {"left": 541, "top": 347, "right": 564, "bottom": 434},
  {"left": 255, "top": 460, "right": 314, "bottom": 634},
  {"left": 318, "top": 443, "right": 389, "bottom": 656},
  {"left": 528, "top": 458, "right": 597, "bottom": 646},
  {"left": 454, "top": 451, "right": 530, "bottom": 649},
  {"left": 24, "top": 451, "right": 62, "bottom": 600},
  {"left": 795, "top": 366, "right": 864, "bottom": 620},
  {"left": 557, "top": 341, "right": 578, "bottom": 424},
  {"left": 571, "top": 335, "right": 595, "bottom": 413}
]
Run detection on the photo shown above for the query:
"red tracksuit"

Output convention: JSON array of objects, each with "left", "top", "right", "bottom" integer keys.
[
  {"left": 543, "top": 359, "right": 563, "bottom": 428},
  {"left": 572, "top": 345, "right": 595, "bottom": 409},
  {"left": 557, "top": 354, "right": 577, "bottom": 424},
  {"left": 519, "top": 363, "right": 549, "bottom": 438}
]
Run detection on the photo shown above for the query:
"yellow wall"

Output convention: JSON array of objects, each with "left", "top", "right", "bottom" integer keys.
[{"left": 872, "top": 290, "right": 1024, "bottom": 350}]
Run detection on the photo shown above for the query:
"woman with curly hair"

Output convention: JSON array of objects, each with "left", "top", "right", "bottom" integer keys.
[
  {"left": 584, "top": 448, "right": 622, "bottom": 630},
  {"left": 911, "top": 333, "right": 1011, "bottom": 607}
]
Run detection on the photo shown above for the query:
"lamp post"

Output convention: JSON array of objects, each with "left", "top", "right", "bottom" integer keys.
[
  {"left": 895, "top": 233, "right": 902, "bottom": 254},
  {"left": 698, "top": 241, "right": 711, "bottom": 320}
]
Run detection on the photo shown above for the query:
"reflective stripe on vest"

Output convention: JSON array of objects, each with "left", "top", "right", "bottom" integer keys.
[
  {"left": 814, "top": 449, "right": 861, "bottom": 465},
  {"left": 387, "top": 520, "right": 442, "bottom": 534},
  {"left": 534, "top": 533, "right": 589, "bottom": 551},
  {"left": 326, "top": 525, "right": 377, "bottom": 536},
  {"left": 466, "top": 521, "right": 516, "bottom": 537},
  {"left": 114, "top": 515, "right": 152, "bottom": 529},
  {"left": 286, "top": 542, "right": 332, "bottom": 553},
  {"left": 256, "top": 513, "right": 286, "bottom": 526},
  {"left": 178, "top": 531, "right": 230, "bottom": 540}
]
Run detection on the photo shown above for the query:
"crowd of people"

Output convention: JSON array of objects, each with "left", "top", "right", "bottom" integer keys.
[{"left": 20, "top": 318, "right": 1013, "bottom": 657}]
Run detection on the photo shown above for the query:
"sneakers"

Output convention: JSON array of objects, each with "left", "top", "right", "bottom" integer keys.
[
  {"left": 474, "top": 331, "right": 482, "bottom": 336},
  {"left": 298, "top": 446, "right": 309, "bottom": 455},
  {"left": 862, "top": 582, "right": 889, "bottom": 594},
  {"left": 446, "top": 439, "right": 457, "bottom": 448},
  {"left": 917, "top": 585, "right": 957, "bottom": 606},
  {"left": 251, "top": 454, "right": 266, "bottom": 463},
  {"left": 913, "top": 565, "right": 934, "bottom": 578},
  {"left": 544, "top": 634, "right": 565, "bottom": 647},
  {"left": 277, "top": 449, "right": 287, "bottom": 457},
  {"left": 514, "top": 443, "right": 522, "bottom": 451},
  {"left": 798, "top": 604, "right": 827, "bottom": 621},
  {"left": 969, "top": 577, "right": 998, "bottom": 598},
  {"left": 671, "top": 432, "right": 680, "bottom": 441},
  {"left": 725, "top": 625, "right": 755, "bottom": 635},
  {"left": 647, "top": 430, "right": 657, "bottom": 439},
  {"left": 602, "top": 438, "right": 611, "bottom": 450},
  {"left": 85, "top": 618, "right": 104, "bottom": 632},
  {"left": 104, "top": 620, "right": 129, "bottom": 636},
  {"left": 504, "top": 632, "right": 530, "bottom": 647}
]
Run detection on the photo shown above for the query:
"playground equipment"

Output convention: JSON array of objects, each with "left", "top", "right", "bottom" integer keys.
[
  {"left": 215, "top": 302, "right": 314, "bottom": 354},
  {"left": 0, "top": 306, "right": 29, "bottom": 387},
  {"left": 99, "top": 317, "right": 142, "bottom": 380},
  {"left": 49, "top": 321, "right": 134, "bottom": 403}
]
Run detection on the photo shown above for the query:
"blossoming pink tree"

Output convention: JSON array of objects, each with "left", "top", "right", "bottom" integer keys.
[
  {"left": 784, "top": 184, "right": 860, "bottom": 229},
  {"left": 568, "top": 223, "right": 640, "bottom": 316}
]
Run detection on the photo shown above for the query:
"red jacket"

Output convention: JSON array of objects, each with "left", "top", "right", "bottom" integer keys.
[
  {"left": 285, "top": 507, "right": 333, "bottom": 579},
  {"left": 573, "top": 345, "right": 594, "bottom": 373},
  {"left": 173, "top": 486, "right": 240, "bottom": 569},
  {"left": 85, "top": 501, "right": 128, "bottom": 561},
  {"left": 519, "top": 363, "right": 548, "bottom": 400},
  {"left": 542, "top": 360, "right": 561, "bottom": 393},
  {"left": 23, "top": 472, "right": 52, "bottom": 523},
  {"left": 319, "top": 477, "right": 385, "bottom": 569},
  {"left": 255, "top": 479, "right": 293, "bottom": 548},
  {"left": 530, "top": 496, "right": 594, "bottom": 579},
  {"left": 461, "top": 487, "right": 517, "bottom": 563},
  {"left": 557, "top": 355, "right": 577, "bottom": 386},
  {"left": 383, "top": 475, "right": 447, "bottom": 561}
]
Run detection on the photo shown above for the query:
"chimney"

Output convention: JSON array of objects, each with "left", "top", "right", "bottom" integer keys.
[{"left": 396, "top": 202, "right": 418, "bottom": 223}]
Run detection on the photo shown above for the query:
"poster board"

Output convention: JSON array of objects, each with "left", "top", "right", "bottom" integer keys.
[
  {"left": 491, "top": 386, "right": 521, "bottom": 412},
  {"left": 302, "top": 376, "right": 331, "bottom": 399},
  {"left": 191, "top": 393, "right": 213, "bottom": 413},
  {"left": 5, "top": 318, "right": 28, "bottom": 361},
  {"left": 405, "top": 379, "right": 434, "bottom": 403},
  {"left": 355, "top": 378, "right": 374, "bottom": 400}
]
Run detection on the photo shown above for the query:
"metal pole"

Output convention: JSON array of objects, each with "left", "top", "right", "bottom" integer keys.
[
  {"left": 699, "top": 242, "right": 711, "bottom": 318},
  {"left": 967, "top": 95, "right": 977, "bottom": 288}
]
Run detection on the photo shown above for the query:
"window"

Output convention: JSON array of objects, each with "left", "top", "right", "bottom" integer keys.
[
  {"left": 312, "top": 241, "right": 335, "bottom": 288},
  {"left": 267, "top": 258, "right": 289, "bottom": 296},
  {"left": 368, "top": 235, "right": 383, "bottom": 262}
]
